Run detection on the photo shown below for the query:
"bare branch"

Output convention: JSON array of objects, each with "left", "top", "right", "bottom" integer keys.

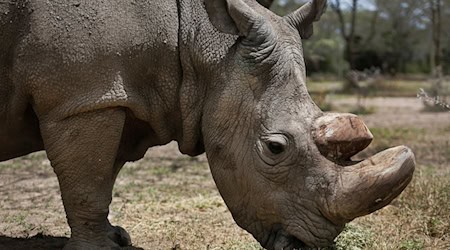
[
  {"left": 330, "top": 0, "right": 348, "bottom": 39},
  {"left": 349, "top": 0, "right": 358, "bottom": 41}
]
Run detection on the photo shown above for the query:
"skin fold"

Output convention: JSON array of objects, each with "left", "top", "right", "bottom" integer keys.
[{"left": 0, "top": 0, "right": 415, "bottom": 249}]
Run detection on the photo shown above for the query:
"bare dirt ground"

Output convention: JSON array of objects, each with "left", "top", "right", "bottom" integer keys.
[
  {"left": 333, "top": 97, "right": 450, "bottom": 129},
  {"left": 0, "top": 97, "right": 449, "bottom": 250}
]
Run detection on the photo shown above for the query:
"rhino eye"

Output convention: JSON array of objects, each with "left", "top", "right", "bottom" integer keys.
[
  {"left": 257, "top": 134, "right": 291, "bottom": 166},
  {"left": 268, "top": 141, "right": 284, "bottom": 154}
]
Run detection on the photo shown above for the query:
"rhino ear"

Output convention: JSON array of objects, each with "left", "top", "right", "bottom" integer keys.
[
  {"left": 205, "top": 0, "right": 264, "bottom": 37},
  {"left": 284, "top": 0, "right": 327, "bottom": 39}
]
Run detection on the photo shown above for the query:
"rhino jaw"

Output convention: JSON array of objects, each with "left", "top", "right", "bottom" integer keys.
[{"left": 325, "top": 145, "right": 415, "bottom": 223}]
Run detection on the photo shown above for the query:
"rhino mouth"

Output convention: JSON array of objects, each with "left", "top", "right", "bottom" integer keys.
[
  {"left": 262, "top": 226, "right": 309, "bottom": 250},
  {"left": 262, "top": 227, "right": 337, "bottom": 250}
]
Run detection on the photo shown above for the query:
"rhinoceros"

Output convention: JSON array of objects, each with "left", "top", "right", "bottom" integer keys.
[{"left": 0, "top": 0, "right": 415, "bottom": 249}]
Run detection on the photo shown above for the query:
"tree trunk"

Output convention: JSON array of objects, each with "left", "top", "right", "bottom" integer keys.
[
  {"left": 430, "top": 0, "right": 442, "bottom": 77},
  {"left": 331, "top": 0, "right": 359, "bottom": 70}
]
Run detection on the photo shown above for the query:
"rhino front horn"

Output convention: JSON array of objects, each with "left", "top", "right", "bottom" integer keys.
[
  {"left": 325, "top": 146, "right": 415, "bottom": 223},
  {"left": 313, "top": 113, "right": 373, "bottom": 161}
]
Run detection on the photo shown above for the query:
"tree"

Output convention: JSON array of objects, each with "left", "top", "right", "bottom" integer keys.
[
  {"left": 271, "top": 0, "right": 450, "bottom": 75},
  {"left": 430, "top": 0, "right": 443, "bottom": 76},
  {"left": 329, "top": 0, "right": 378, "bottom": 70},
  {"left": 330, "top": 0, "right": 358, "bottom": 69},
  {"left": 372, "top": 0, "right": 428, "bottom": 74}
]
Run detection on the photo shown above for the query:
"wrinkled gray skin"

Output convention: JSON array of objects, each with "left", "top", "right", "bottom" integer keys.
[{"left": 0, "top": 0, "right": 415, "bottom": 249}]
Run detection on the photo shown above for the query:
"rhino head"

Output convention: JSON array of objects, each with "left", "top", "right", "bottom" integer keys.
[{"left": 199, "top": 0, "right": 415, "bottom": 248}]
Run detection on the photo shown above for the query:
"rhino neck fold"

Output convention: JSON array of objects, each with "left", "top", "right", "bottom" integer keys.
[{"left": 175, "top": 0, "right": 238, "bottom": 156}]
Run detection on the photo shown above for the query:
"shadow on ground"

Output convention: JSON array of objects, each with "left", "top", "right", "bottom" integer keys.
[{"left": 0, "top": 233, "right": 143, "bottom": 250}]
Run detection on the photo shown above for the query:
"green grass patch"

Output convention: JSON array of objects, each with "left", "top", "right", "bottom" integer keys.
[
  {"left": 399, "top": 239, "right": 424, "bottom": 250},
  {"left": 370, "top": 127, "right": 425, "bottom": 140},
  {"left": 307, "top": 81, "right": 343, "bottom": 93},
  {"left": 308, "top": 79, "right": 429, "bottom": 97},
  {"left": 375, "top": 80, "right": 427, "bottom": 97},
  {"left": 441, "top": 125, "right": 450, "bottom": 133},
  {"left": 349, "top": 105, "right": 376, "bottom": 115},
  {"left": 369, "top": 127, "right": 426, "bottom": 151},
  {"left": 310, "top": 91, "right": 334, "bottom": 111},
  {"left": 332, "top": 224, "right": 374, "bottom": 250}
]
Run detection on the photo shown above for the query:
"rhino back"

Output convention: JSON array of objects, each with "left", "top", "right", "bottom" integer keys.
[
  {"left": 1, "top": 0, "right": 184, "bottom": 159},
  {"left": 17, "top": 1, "right": 180, "bottom": 134}
]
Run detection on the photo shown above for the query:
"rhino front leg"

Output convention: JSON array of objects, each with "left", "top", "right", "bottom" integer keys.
[{"left": 40, "top": 108, "right": 131, "bottom": 249}]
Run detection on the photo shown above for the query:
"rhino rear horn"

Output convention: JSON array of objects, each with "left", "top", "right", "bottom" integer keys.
[{"left": 284, "top": 0, "right": 327, "bottom": 39}]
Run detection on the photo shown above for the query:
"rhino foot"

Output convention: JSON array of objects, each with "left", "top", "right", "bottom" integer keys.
[
  {"left": 63, "top": 238, "right": 122, "bottom": 250},
  {"left": 107, "top": 224, "right": 132, "bottom": 247},
  {"left": 61, "top": 223, "right": 131, "bottom": 250}
]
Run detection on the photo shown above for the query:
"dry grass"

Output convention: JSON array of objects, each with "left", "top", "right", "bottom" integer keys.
[
  {"left": 110, "top": 151, "right": 260, "bottom": 249},
  {"left": 0, "top": 96, "right": 449, "bottom": 250}
]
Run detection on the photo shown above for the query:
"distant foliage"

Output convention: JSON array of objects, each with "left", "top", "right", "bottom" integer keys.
[{"left": 271, "top": 0, "right": 450, "bottom": 75}]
